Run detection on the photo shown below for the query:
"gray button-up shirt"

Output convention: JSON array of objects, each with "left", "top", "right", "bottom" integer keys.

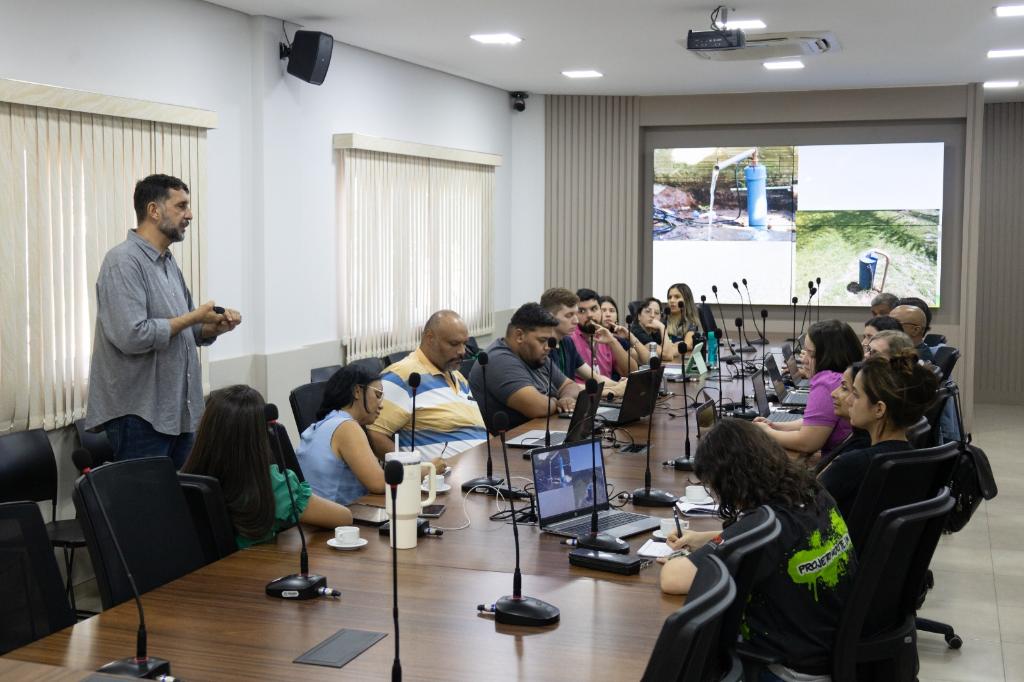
[{"left": 84, "top": 231, "right": 213, "bottom": 435}]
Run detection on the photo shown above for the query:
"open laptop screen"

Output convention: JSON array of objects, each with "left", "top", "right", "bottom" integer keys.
[
  {"left": 750, "top": 369, "right": 770, "bottom": 417},
  {"left": 530, "top": 439, "right": 608, "bottom": 524}
]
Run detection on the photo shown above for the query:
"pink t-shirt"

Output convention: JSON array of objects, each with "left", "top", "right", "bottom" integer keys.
[
  {"left": 570, "top": 327, "right": 614, "bottom": 383},
  {"left": 801, "top": 370, "right": 852, "bottom": 457}
]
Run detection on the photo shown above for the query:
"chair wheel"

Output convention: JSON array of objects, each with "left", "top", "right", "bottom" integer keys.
[{"left": 946, "top": 634, "right": 963, "bottom": 649}]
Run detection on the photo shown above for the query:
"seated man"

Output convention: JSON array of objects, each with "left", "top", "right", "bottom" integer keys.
[
  {"left": 572, "top": 288, "right": 646, "bottom": 378},
  {"left": 540, "top": 288, "right": 626, "bottom": 397},
  {"left": 367, "top": 310, "right": 486, "bottom": 462},
  {"left": 889, "top": 305, "right": 933, "bottom": 362},
  {"left": 469, "top": 302, "right": 583, "bottom": 430},
  {"left": 869, "top": 292, "right": 900, "bottom": 317}
]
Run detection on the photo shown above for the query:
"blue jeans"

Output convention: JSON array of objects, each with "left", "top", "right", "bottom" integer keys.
[{"left": 104, "top": 415, "right": 194, "bottom": 469}]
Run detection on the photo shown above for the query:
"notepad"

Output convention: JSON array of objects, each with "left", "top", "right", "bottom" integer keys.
[{"left": 637, "top": 539, "right": 676, "bottom": 558}]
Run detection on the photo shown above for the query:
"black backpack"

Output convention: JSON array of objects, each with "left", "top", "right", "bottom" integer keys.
[{"left": 944, "top": 386, "right": 998, "bottom": 533}]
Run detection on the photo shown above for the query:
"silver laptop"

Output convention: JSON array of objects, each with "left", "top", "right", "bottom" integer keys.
[
  {"left": 765, "top": 355, "right": 809, "bottom": 406},
  {"left": 751, "top": 369, "right": 802, "bottom": 423},
  {"left": 507, "top": 382, "right": 603, "bottom": 449},
  {"left": 529, "top": 439, "right": 659, "bottom": 539},
  {"left": 781, "top": 342, "right": 810, "bottom": 389}
]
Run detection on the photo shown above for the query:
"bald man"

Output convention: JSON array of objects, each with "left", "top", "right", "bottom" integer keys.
[
  {"left": 889, "top": 305, "right": 934, "bottom": 362},
  {"left": 367, "top": 310, "right": 487, "bottom": 461}
]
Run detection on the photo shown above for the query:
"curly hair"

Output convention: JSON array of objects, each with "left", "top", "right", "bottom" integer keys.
[{"left": 694, "top": 419, "right": 820, "bottom": 524}]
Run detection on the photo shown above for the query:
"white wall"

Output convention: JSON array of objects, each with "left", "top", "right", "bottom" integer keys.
[{"left": 507, "top": 95, "right": 547, "bottom": 305}]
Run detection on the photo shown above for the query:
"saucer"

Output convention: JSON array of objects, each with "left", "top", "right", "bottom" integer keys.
[
  {"left": 423, "top": 483, "right": 452, "bottom": 494},
  {"left": 683, "top": 496, "right": 714, "bottom": 506},
  {"left": 652, "top": 529, "right": 670, "bottom": 540},
  {"left": 327, "top": 537, "right": 368, "bottom": 550}
]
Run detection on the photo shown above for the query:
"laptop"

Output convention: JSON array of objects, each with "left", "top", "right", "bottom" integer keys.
[
  {"left": 695, "top": 397, "right": 717, "bottom": 436},
  {"left": 750, "top": 369, "right": 802, "bottom": 423},
  {"left": 507, "top": 382, "right": 603, "bottom": 448},
  {"left": 597, "top": 365, "right": 665, "bottom": 426},
  {"left": 530, "top": 439, "right": 660, "bottom": 539},
  {"left": 781, "top": 342, "right": 810, "bottom": 389},
  {"left": 765, "top": 355, "right": 809, "bottom": 406}
]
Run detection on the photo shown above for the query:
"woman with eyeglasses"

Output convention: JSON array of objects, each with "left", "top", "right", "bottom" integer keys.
[
  {"left": 755, "top": 320, "right": 864, "bottom": 461},
  {"left": 631, "top": 296, "right": 680, "bottom": 361},
  {"left": 860, "top": 315, "right": 902, "bottom": 355},
  {"left": 182, "top": 385, "right": 352, "bottom": 549},
  {"left": 296, "top": 364, "right": 390, "bottom": 504}
]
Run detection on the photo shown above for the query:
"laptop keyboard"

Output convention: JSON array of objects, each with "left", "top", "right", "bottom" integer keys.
[
  {"left": 768, "top": 411, "right": 802, "bottom": 423},
  {"left": 555, "top": 511, "right": 649, "bottom": 537}
]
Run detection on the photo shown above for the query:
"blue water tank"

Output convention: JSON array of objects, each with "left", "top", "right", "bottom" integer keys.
[
  {"left": 859, "top": 251, "right": 878, "bottom": 291},
  {"left": 745, "top": 165, "right": 767, "bottom": 228}
]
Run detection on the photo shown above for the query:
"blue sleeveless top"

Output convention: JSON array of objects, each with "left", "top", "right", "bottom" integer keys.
[{"left": 295, "top": 410, "right": 369, "bottom": 505}]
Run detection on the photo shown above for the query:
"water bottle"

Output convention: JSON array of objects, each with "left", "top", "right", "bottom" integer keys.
[
  {"left": 708, "top": 331, "right": 718, "bottom": 368},
  {"left": 648, "top": 342, "right": 659, "bottom": 361}
]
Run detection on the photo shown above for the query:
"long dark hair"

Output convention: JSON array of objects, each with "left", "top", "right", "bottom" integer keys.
[
  {"left": 808, "top": 319, "right": 863, "bottom": 375},
  {"left": 694, "top": 419, "right": 820, "bottom": 524},
  {"left": 182, "top": 385, "right": 275, "bottom": 542},
  {"left": 318, "top": 363, "right": 380, "bottom": 420},
  {"left": 667, "top": 282, "right": 699, "bottom": 327},
  {"left": 857, "top": 352, "right": 939, "bottom": 429}
]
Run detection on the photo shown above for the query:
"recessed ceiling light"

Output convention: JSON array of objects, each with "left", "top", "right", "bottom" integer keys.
[
  {"left": 988, "top": 48, "right": 1024, "bottom": 58},
  {"left": 470, "top": 33, "right": 522, "bottom": 45},
  {"left": 995, "top": 4, "right": 1024, "bottom": 17},
  {"left": 722, "top": 19, "right": 767, "bottom": 30},
  {"left": 984, "top": 80, "right": 1021, "bottom": 88},
  {"left": 763, "top": 60, "right": 805, "bottom": 70},
  {"left": 562, "top": 70, "right": 603, "bottom": 78}
]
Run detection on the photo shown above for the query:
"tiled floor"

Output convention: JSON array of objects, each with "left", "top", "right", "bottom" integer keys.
[{"left": 918, "top": 403, "right": 1023, "bottom": 682}]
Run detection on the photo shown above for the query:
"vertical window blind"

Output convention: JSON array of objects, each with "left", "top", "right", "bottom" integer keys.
[
  {"left": 338, "top": 147, "right": 495, "bottom": 360},
  {"left": 0, "top": 99, "right": 208, "bottom": 433}
]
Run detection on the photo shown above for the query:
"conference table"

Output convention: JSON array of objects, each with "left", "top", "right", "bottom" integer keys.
[{"left": 6, "top": 360, "right": 769, "bottom": 681}]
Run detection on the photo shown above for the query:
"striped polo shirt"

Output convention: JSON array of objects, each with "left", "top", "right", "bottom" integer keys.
[{"left": 367, "top": 348, "right": 486, "bottom": 460}]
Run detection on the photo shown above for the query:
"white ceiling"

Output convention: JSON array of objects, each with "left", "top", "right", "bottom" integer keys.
[{"left": 209, "top": 0, "right": 1024, "bottom": 100}]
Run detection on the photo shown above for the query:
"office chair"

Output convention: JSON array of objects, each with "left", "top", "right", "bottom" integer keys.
[
  {"left": 177, "top": 473, "right": 238, "bottom": 564},
  {"left": 932, "top": 346, "right": 960, "bottom": 381},
  {"left": 382, "top": 350, "right": 411, "bottom": 367},
  {"left": 310, "top": 364, "right": 342, "bottom": 383},
  {"left": 74, "top": 419, "right": 114, "bottom": 467},
  {"left": 0, "top": 501, "right": 75, "bottom": 654},
  {"left": 289, "top": 381, "right": 327, "bottom": 434}
]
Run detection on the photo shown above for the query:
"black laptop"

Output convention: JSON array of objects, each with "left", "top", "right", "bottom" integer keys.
[
  {"left": 529, "top": 439, "right": 659, "bottom": 539},
  {"left": 750, "top": 369, "right": 802, "bottom": 423},
  {"left": 596, "top": 366, "right": 664, "bottom": 426},
  {"left": 506, "top": 382, "right": 603, "bottom": 448},
  {"left": 765, "top": 355, "right": 809, "bottom": 406},
  {"left": 781, "top": 342, "right": 811, "bottom": 389}
]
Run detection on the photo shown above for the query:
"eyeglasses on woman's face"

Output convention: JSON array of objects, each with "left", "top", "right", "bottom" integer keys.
[{"left": 361, "top": 384, "right": 384, "bottom": 401}]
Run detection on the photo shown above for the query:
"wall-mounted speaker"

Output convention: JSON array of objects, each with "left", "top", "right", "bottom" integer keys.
[{"left": 280, "top": 30, "right": 334, "bottom": 85}]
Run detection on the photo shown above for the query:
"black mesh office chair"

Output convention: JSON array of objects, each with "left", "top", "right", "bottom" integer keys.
[
  {"left": 0, "top": 429, "right": 88, "bottom": 617},
  {"left": 382, "top": 350, "right": 411, "bottom": 367},
  {"left": 0, "top": 501, "right": 75, "bottom": 654},
  {"left": 923, "top": 333, "right": 947, "bottom": 347},
  {"left": 465, "top": 336, "right": 480, "bottom": 357},
  {"left": 177, "top": 473, "right": 238, "bottom": 564},
  {"left": 906, "top": 416, "right": 932, "bottom": 449},
  {"left": 923, "top": 385, "right": 955, "bottom": 447},
  {"left": 932, "top": 346, "right": 960, "bottom": 381},
  {"left": 640, "top": 554, "right": 737, "bottom": 682},
  {"left": 459, "top": 357, "right": 476, "bottom": 380},
  {"left": 310, "top": 364, "right": 342, "bottom": 383},
  {"left": 269, "top": 422, "right": 305, "bottom": 482},
  {"left": 74, "top": 419, "right": 114, "bottom": 467},
  {"left": 628, "top": 300, "right": 647, "bottom": 319},
  {"left": 73, "top": 457, "right": 206, "bottom": 610},
  {"left": 832, "top": 490, "right": 955, "bottom": 681},
  {"left": 289, "top": 382, "right": 327, "bottom": 435}
]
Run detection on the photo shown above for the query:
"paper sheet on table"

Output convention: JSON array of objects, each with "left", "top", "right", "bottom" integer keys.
[
  {"left": 637, "top": 539, "right": 676, "bottom": 558},
  {"left": 676, "top": 500, "right": 720, "bottom": 516}
]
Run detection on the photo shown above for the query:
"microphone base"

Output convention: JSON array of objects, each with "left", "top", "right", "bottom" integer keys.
[
  {"left": 631, "top": 488, "right": 678, "bottom": 507},
  {"left": 494, "top": 595, "right": 560, "bottom": 627},
  {"left": 729, "top": 409, "right": 760, "bottom": 420},
  {"left": 461, "top": 475, "right": 505, "bottom": 494},
  {"left": 98, "top": 656, "right": 170, "bottom": 678},
  {"left": 266, "top": 573, "right": 327, "bottom": 600},
  {"left": 672, "top": 457, "right": 695, "bottom": 471},
  {"left": 576, "top": 531, "right": 630, "bottom": 554},
  {"left": 735, "top": 344, "right": 756, "bottom": 353}
]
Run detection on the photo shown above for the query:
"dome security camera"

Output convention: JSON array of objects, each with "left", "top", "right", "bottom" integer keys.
[{"left": 510, "top": 91, "right": 529, "bottom": 112}]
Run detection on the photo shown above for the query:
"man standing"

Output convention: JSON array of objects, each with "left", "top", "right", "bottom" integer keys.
[
  {"left": 367, "top": 310, "right": 485, "bottom": 463},
  {"left": 469, "top": 303, "right": 582, "bottom": 430},
  {"left": 84, "top": 174, "right": 241, "bottom": 467}
]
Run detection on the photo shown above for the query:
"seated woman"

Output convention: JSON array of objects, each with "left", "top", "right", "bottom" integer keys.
[
  {"left": 665, "top": 283, "right": 700, "bottom": 352},
  {"left": 182, "top": 385, "right": 352, "bottom": 549},
  {"left": 755, "top": 320, "right": 863, "bottom": 461},
  {"left": 813, "top": 364, "right": 871, "bottom": 474},
  {"left": 660, "top": 419, "right": 856, "bottom": 680},
  {"left": 630, "top": 297, "right": 677, "bottom": 360},
  {"left": 861, "top": 315, "right": 903, "bottom": 355},
  {"left": 600, "top": 295, "right": 649, "bottom": 368},
  {"left": 865, "top": 329, "right": 915, "bottom": 360},
  {"left": 818, "top": 352, "right": 939, "bottom": 518},
  {"left": 296, "top": 364, "right": 389, "bottom": 505}
]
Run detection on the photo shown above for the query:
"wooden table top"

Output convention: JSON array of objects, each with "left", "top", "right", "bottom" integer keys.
[{"left": 7, "top": 364, "right": 759, "bottom": 681}]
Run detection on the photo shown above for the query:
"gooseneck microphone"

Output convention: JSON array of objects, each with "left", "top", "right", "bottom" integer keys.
[
  {"left": 265, "top": 404, "right": 337, "bottom": 600},
  {"left": 732, "top": 319, "right": 756, "bottom": 417},
  {"left": 71, "top": 449, "right": 172, "bottom": 679},
  {"left": 731, "top": 282, "right": 756, "bottom": 353},
  {"left": 816, "top": 277, "right": 822, "bottom": 322},
  {"left": 797, "top": 288, "right": 817, "bottom": 349},
  {"left": 576, "top": 380, "right": 630, "bottom": 553},
  {"left": 462, "top": 352, "right": 505, "bottom": 494},
  {"left": 711, "top": 285, "right": 738, "bottom": 363},
  {"left": 789, "top": 296, "right": 799, "bottom": 344},
  {"left": 672, "top": 344, "right": 695, "bottom": 471},
  {"left": 631, "top": 357, "right": 677, "bottom": 507},
  {"left": 408, "top": 372, "right": 421, "bottom": 452},
  {"left": 742, "top": 279, "right": 768, "bottom": 345},
  {"left": 385, "top": 460, "right": 404, "bottom": 682},
  {"left": 714, "top": 328, "right": 726, "bottom": 418},
  {"left": 760, "top": 309, "right": 769, "bottom": 371},
  {"left": 624, "top": 314, "right": 636, "bottom": 375},
  {"left": 477, "top": 411, "right": 560, "bottom": 626},
  {"left": 544, "top": 337, "right": 558, "bottom": 447}
]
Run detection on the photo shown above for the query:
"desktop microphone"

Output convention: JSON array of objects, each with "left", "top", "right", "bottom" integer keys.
[
  {"left": 672, "top": 344, "right": 695, "bottom": 471},
  {"left": 544, "top": 337, "right": 558, "bottom": 448},
  {"left": 797, "top": 288, "right": 817, "bottom": 348},
  {"left": 631, "top": 357, "right": 677, "bottom": 507},
  {"left": 462, "top": 352, "right": 505, "bottom": 494},
  {"left": 576, "top": 381, "right": 631, "bottom": 552},
  {"left": 760, "top": 309, "right": 769, "bottom": 371},
  {"left": 815, "top": 277, "right": 822, "bottom": 322},
  {"left": 477, "top": 411, "right": 560, "bottom": 626},
  {"left": 71, "top": 449, "right": 172, "bottom": 679},
  {"left": 742, "top": 279, "right": 768, "bottom": 345},
  {"left": 731, "top": 282, "right": 755, "bottom": 353},
  {"left": 732, "top": 319, "right": 756, "bottom": 417},
  {"left": 624, "top": 314, "right": 635, "bottom": 375},
  {"left": 385, "top": 459, "right": 404, "bottom": 682},
  {"left": 789, "top": 296, "right": 799, "bottom": 343},
  {"left": 408, "top": 372, "right": 421, "bottom": 452},
  {"left": 711, "top": 285, "right": 738, "bottom": 363},
  {"left": 265, "top": 404, "right": 337, "bottom": 600}
]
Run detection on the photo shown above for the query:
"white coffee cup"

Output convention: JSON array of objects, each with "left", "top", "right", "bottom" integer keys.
[
  {"left": 685, "top": 485, "right": 711, "bottom": 504},
  {"left": 659, "top": 518, "right": 687, "bottom": 536},
  {"left": 424, "top": 473, "right": 445, "bottom": 489},
  {"left": 334, "top": 526, "right": 360, "bottom": 545}
]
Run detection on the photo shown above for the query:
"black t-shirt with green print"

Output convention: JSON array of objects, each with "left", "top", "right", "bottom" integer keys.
[{"left": 693, "top": 490, "right": 857, "bottom": 673}]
